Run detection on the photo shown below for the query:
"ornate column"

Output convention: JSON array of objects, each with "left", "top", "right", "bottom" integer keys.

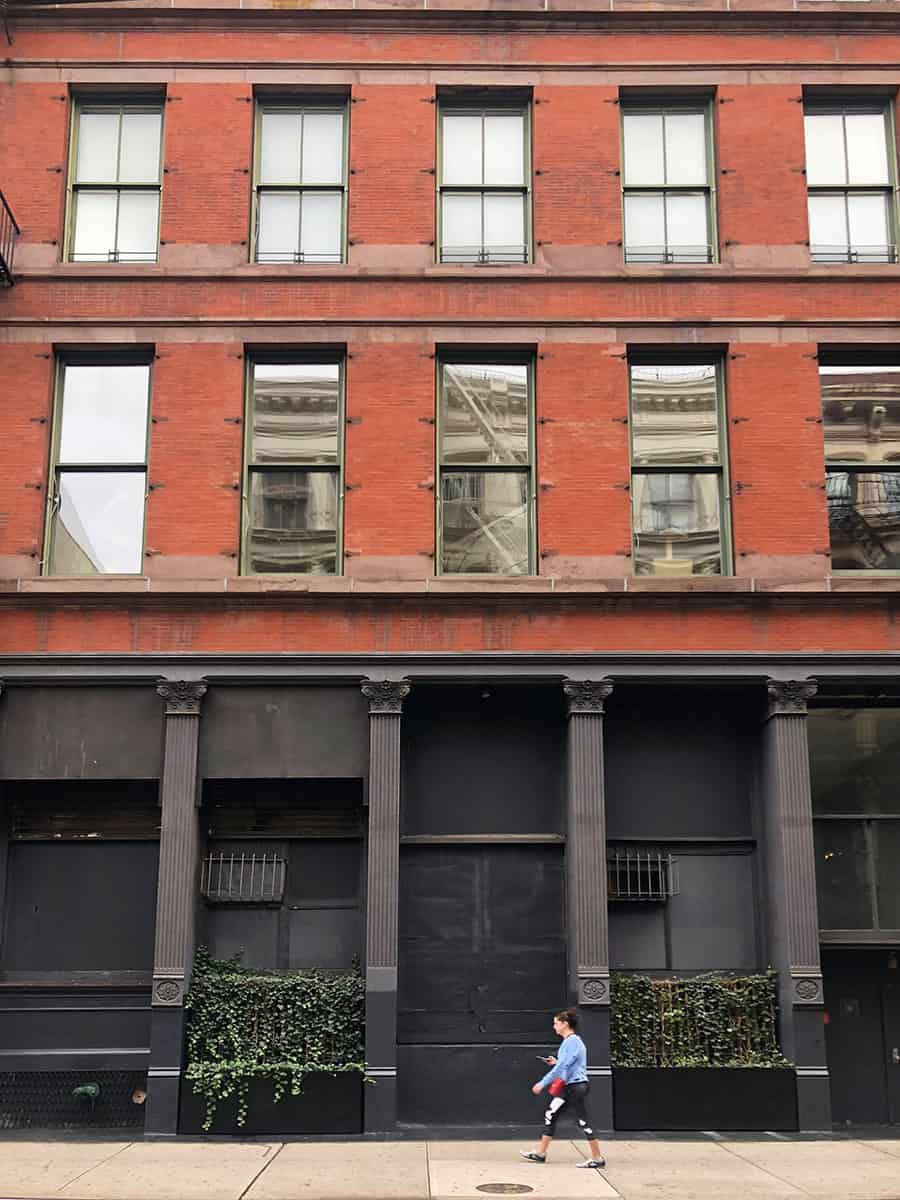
[
  {"left": 563, "top": 678, "right": 613, "bottom": 1130},
  {"left": 361, "top": 678, "right": 410, "bottom": 1133},
  {"left": 145, "top": 680, "right": 207, "bottom": 1137},
  {"left": 762, "top": 679, "right": 830, "bottom": 1130}
]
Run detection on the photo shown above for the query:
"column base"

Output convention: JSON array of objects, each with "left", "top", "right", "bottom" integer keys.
[
  {"left": 145, "top": 1006, "right": 187, "bottom": 1136},
  {"left": 796, "top": 1069, "right": 832, "bottom": 1131},
  {"left": 579, "top": 1005, "right": 613, "bottom": 1132},
  {"left": 364, "top": 1071, "right": 397, "bottom": 1133}
]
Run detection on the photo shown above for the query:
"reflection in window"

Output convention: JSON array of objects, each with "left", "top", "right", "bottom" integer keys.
[
  {"left": 629, "top": 364, "right": 727, "bottom": 575},
  {"left": 810, "top": 707, "right": 900, "bottom": 932},
  {"left": 622, "top": 107, "right": 714, "bottom": 264},
  {"left": 438, "top": 362, "right": 532, "bottom": 574},
  {"left": 70, "top": 105, "right": 163, "bottom": 263},
  {"left": 244, "top": 362, "right": 342, "bottom": 574},
  {"left": 804, "top": 106, "right": 896, "bottom": 264},
  {"left": 439, "top": 107, "right": 529, "bottom": 264},
  {"left": 822, "top": 365, "right": 900, "bottom": 569},
  {"left": 48, "top": 363, "right": 150, "bottom": 574},
  {"left": 254, "top": 106, "right": 346, "bottom": 264}
]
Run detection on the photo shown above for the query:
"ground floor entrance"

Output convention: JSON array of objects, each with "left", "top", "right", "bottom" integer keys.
[{"left": 822, "top": 948, "right": 900, "bottom": 1126}]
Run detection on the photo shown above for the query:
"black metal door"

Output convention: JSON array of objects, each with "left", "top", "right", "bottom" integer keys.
[
  {"left": 823, "top": 949, "right": 898, "bottom": 1125},
  {"left": 398, "top": 844, "right": 566, "bottom": 1043},
  {"left": 885, "top": 979, "right": 900, "bottom": 1125}
]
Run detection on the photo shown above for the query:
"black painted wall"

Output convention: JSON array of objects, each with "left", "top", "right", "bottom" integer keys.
[
  {"left": 402, "top": 685, "right": 565, "bottom": 835},
  {"left": 605, "top": 688, "right": 760, "bottom": 972},
  {"left": 3, "top": 841, "right": 159, "bottom": 972},
  {"left": 199, "top": 687, "right": 368, "bottom": 779},
  {"left": 0, "top": 687, "right": 164, "bottom": 780}
]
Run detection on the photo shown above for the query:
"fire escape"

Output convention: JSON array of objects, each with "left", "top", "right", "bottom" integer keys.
[{"left": 0, "top": 190, "right": 19, "bottom": 287}]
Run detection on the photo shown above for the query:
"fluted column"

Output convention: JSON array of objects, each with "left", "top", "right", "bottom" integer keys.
[
  {"left": 362, "top": 678, "right": 409, "bottom": 1133},
  {"left": 564, "top": 678, "right": 613, "bottom": 1131},
  {"left": 145, "top": 680, "right": 207, "bottom": 1137},
  {"left": 762, "top": 679, "right": 830, "bottom": 1130}
]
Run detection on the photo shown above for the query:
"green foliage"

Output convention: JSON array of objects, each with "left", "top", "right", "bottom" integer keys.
[
  {"left": 610, "top": 971, "right": 790, "bottom": 1069},
  {"left": 184, "top": 948, "right": 366, "bottom": 1129}
]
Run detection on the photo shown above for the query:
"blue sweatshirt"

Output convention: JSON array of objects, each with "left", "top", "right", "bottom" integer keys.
[{"left": 538, "top": 1033, "right": 588, "bottom": 1090}]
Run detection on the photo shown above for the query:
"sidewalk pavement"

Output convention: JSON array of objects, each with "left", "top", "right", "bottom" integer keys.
[{"left": 0, "top": 1135, "right": 899, "bottom": 1200}]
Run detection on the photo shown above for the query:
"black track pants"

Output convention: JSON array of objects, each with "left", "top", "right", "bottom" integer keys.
[{"left": 542, "top": 1080, "right": 596, "bottom": 1140}]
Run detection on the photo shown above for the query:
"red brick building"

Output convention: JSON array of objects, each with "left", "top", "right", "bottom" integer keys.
[{"left": 0, "top": 0, "right": 899, "bottom": 1137}]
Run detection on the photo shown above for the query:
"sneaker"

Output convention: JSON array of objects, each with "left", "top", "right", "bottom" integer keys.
[
  {"left": 576, "top": 1158, "right": 606, "bottom": 1169},
  {"left": 519, "top": 1151, "right": 546, "bottom": 1163}
]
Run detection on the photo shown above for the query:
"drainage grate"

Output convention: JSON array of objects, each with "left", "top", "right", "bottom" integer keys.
[
  {"left": 0, "top": 1071, "right": 147, "bottom": 1130},
  {"left": 476, "top": 1187, "right": 534, "bottom": 1196}
]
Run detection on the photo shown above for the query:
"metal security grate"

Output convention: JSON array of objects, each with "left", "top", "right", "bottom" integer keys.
[
  {"left": 0, "top": 1071, "right": 146, "bottom": 1130},
  {"left": 608, "top": 848, "right": 679, "bottom": 902},
  {"left": 200, "top": 851, "right": 286, "bottom": 903}
]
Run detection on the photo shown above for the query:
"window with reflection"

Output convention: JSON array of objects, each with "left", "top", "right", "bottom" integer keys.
[
  {"left": 439, "top": 104, "right": 530, "bottom": 264},
  {"left": 822, "top": 363, "right": 900, "bottom": 570},
  {"left": 810, "top": 706, "right": 900, "bottom": 932},
  {"left": 243, "top": 360, "right": 343, "bottom": 574},
  {"left": 804, "top": 104, "right": 897, "bottom": 264},
  {"left": 621, "top": 105, "right": 715, "bottom": 264},
  {"left": 47, "top": 361, "right": 150, "bottom": 574},
  {"left": 69, "top": 102, "right": 163, "bottom": 263},
  {"left": 629, "top": 362, "right": 729, "bottom": 575},
  {"left": 437, "top": 360, "right": 533, "bottom": 574},
  {"left": 254, "top": 104, "right": 346, "bottom": 264}
]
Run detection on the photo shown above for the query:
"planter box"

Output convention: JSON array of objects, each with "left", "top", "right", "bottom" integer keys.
[
  {"left": 178, "top": 1072, "right": 363, "bottom": 1136},
  {"left": 612, "top": 1067, "right": 798, "bottom": 1131}
]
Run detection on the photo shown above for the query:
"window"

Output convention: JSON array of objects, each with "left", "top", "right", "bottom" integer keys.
[
  {"left": 622, "top": 104, "right": 716, "bottom": 264},
  {"left": 821, "top": 362, "right": 900, "bottom": 569},
  {"left": 253, "top": 103, "right": 346, "bottom": 263},
  {"left": 68, "top": 101, "right": 163, "bottom": 263},
  {"left": 45, "top": 361, "right": 150, "bottom": 575},
  {"left": 810, "top": 706, "right": 900, "bottom": 932},
  {"left": 804, "top": 103, "right": 897, "bottom": 263},
  {"left": 243, "top": 358, "right": 343, "bottom": 574},
  {"left": 438, "top": 104, "right": 530, "bottom": 264},
  {"left": 629, "top": 361, "right": 729, "bottom": 575},
  {"left": 437, "top": 359, "right": 534, "bottom": 574}
]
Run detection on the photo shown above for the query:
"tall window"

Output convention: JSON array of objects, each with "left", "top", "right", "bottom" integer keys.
[
  {"left": 804, "top": 103, "right": 897, "bottom": 264},
  {"left": 46, "top": 360, "right": 151, "bottom": 575},
  {"left": 243, "top": 359, "right": 343, "bottom": 574},
  {"left": 438, "top": 104, "right": 530, "bottom": 264},
  {"left": 622, "top": 105, "right": 715, "bottom": 264},
  {"left": 822, "top": 361, "right": 900, "bottom": 570},
  {"left": 810, "top": 706, "right": 900, "bottom": 934},
  {"left": 253, "top": 103, "right": 346, "bottom": 264},
  {"left": 68, "top": 101, "right": 163, "bottom": 263},
  {"left": 437, "top": 359, "right": 534, "bottom": 575},
  {"left": 629, "top": 361, "right": 729, "bottom": 575}
]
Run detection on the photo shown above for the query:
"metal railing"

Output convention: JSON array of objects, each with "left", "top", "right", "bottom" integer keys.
[
  {"left": 625, "top": 244, "right": 714, "bottom": 265},
  {"left": 608, "top": 848, "right": 679, "bottom": 902},
  {"left": 440, "top": 244, "right": 528, "bottom": 265},
  {"left": 810, "top": 243, "right": 898, "bottom": 264},
  {"left": 200, "top": 851, "right": 286, "bottom": 904},
  {"left": 0, "top": 190, "right": 19, "bottom": 287}
]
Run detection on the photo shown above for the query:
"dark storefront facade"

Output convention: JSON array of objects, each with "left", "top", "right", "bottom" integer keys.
[{"left": 0, "top": 652, "right": 897, "bottom": 1135}]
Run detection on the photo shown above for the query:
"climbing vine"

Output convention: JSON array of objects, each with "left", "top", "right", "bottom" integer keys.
[
  {"left": 610, "top": 972, "right": 790, "bottom": 1068},
  {"left": 184, "top": 949, "right": 366, "bottom": 1129}
]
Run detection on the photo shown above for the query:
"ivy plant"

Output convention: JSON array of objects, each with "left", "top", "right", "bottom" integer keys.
[
  {"left": 184, "top": 949, "right": 366, "bottom": 1129},
  {"left": 610, "top": 971, "right": 791, "bottom": 1069}
]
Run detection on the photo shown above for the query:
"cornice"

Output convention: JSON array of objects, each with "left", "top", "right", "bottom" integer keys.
[
  {"left": 7, "top": 5, "right": 900, "bottom": 37},
  {"left": 0, "top": 580, "right": 899, "bottom": 610}
]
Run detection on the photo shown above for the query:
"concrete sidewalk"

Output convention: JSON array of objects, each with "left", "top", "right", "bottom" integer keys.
[{"left": 0, "top": 1136, "right": 899, "bottom": 1200}]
